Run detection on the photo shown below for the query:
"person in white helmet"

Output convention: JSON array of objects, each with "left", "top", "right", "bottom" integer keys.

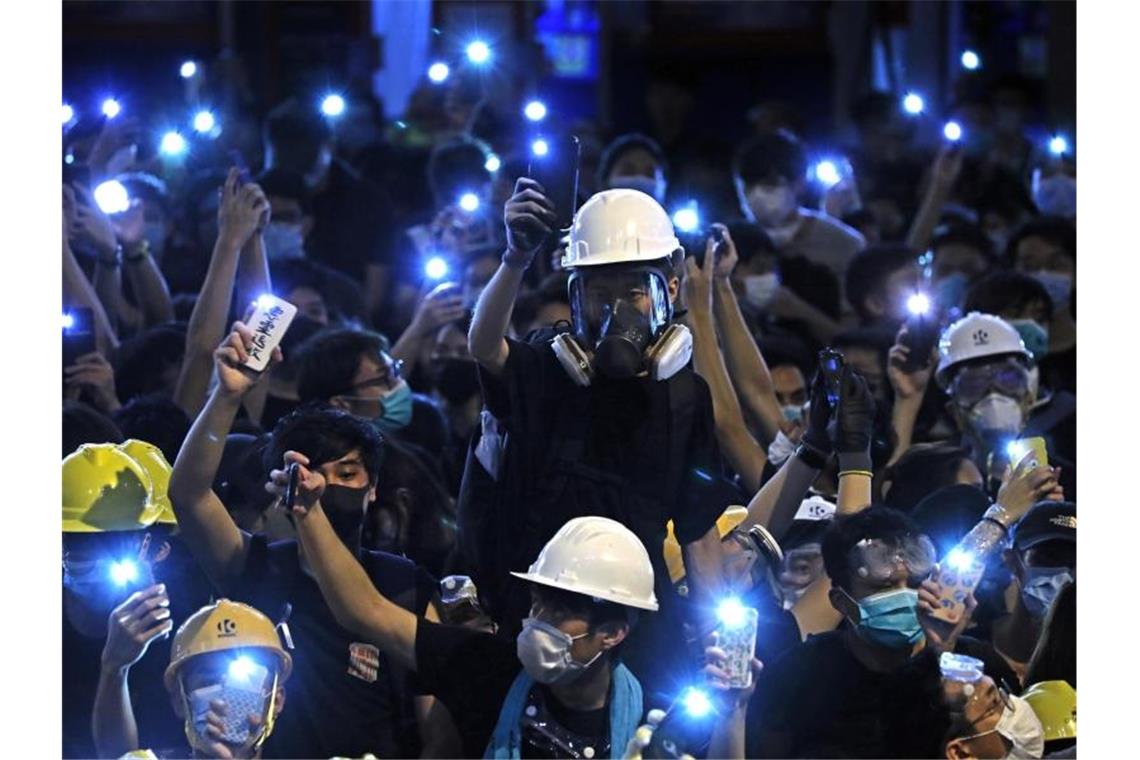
[
  {"left": 465, "top": 178, "right": 730, "bottom": 697},
  {"left": 272, "top": 464, "right": 751, "bottom": 760},
  {"left": 935, "top": 312, "right": 1071, "bottom": 495}
]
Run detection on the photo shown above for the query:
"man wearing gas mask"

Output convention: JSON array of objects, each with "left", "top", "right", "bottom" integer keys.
[
  {"left": 467, "top": 179, "right": 729, "bottom": 700},
  {"left": 935, "top": 312, "right": 1072, "bottom": 497},
  {"left": 168, "top": 324, "right": 452, "bottom": 759}
]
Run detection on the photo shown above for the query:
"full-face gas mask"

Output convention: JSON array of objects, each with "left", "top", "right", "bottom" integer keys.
[{"left": 552, "top": 263, "right": 691, "bottom": 384}]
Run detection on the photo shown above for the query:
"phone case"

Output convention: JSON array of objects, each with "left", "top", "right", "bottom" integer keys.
[
  {"left": 719, "top": 607, "right": 759, "bottom": 689},
  {"left": 243, "top": 296, "right": 297, "bottom": 372},
  {"left": 929, "top": 559, "right": 984, "bottom": 625},
  {"left": 190, "top": 663, "right": 271, "bottom": 745},
  {"left": 1019, "top": 437, "right": 1050, "bottom": 469}
]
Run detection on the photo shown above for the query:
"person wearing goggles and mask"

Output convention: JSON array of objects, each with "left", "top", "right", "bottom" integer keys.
[
  {"left": 95, "top": 599, "right": 292, "bottom": 759},
  {"left": 168, "top": 326, "right": 456, "bottom": 759},
  {"left": 936, "top": 312, "right": 1072, "bottom": 498},
  {"left": 749, "top": 507, "right": 1019, "bottom": 759},
  {"left": 467, "top": 179, "right": 731, "bottom": 700},
  {"left": 990, "top": 502, "right": 1076, "bottom": 687},
  {"left": 282, "top": 496, "right": 673, "bottom": 760},
  {"left": 941, "top": 665, "right": 1045, "bottom": 759}
]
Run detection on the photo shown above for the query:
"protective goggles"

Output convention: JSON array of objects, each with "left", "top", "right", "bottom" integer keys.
[
  {"left": 951, "top": 359, "right": 1030, "bottom": 407},
  {"left": 956, "top": 686, "right": 1013, "bottom": 743},
  {"left": 341, "top": 355, "right": 404, "bottom": 395},
  {"left": 847, "top": 534, "right": 936, "bottom": 585}
]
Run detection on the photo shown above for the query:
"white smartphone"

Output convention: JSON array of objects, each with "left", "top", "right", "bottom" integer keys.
[{"left": 243, "top": 295, "right": 297, "bottom": 372}]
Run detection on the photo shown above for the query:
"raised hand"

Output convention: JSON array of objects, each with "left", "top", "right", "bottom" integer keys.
[
  {"left": 266, "top": 450, "right": 327, "bottom": 515},
  {"left": 101, "top": 584, "right": 173, "bottom": 673},
  {"left": 503, "top": 177, "right": 556, "bottom": 264}
]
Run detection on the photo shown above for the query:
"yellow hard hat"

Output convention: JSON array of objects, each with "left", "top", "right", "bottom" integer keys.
[
  {"left": 1023, "top": 680, "right": 1076, "bottom": 742},
  {"left": 164, "top": 599, "right": 292, "bottom": 693},
  {"left": 118, "top": 440, "right": 177, "bottom": 527},
  {"left": 663, "top": 506, "right": 749, "bottom": 585},
  {"left": 63, "top": 443, "right": 161, "bottom": 533}
]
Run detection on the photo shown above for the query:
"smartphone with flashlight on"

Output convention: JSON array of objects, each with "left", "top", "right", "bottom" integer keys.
[
  {"left": 929, "top": 547, "right": 986, "bottom": 627},
  {"left": 63, "top": 308, "right": 96, "bottom": 379},
  {"left": 228, "top": 149, "right": 253, "bottom": 186},
  {"left": 527, "top": 134, "right": 581, "bottom": 236},
  {"left": 283, "top": 462, "right": 300, "bottom": 511},
  {"left": 818, "top": 348, "right": 845, "bottom": 409},
  {"left": 190, "top": 660, "right": 272, "bottom": 745},
  {"left": 895, "top": 311, "right": 941, "bottom": 373},
  {"left": 1008, "top": 437, "right": 1049, "bottom": 470},
  {"left": 716, "top": 602, "right": 759, "bottom": 689}
]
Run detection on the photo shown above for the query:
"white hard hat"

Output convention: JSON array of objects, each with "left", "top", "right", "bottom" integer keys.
[
  {"left": 512, "top": 516, "right": 659, "bottom": 611},
  {"left": 936, "top": 312, "right": 1033, "bottom": 389},
  {"left": 562, "top": 189, "right": 680, "bottom": 269}
]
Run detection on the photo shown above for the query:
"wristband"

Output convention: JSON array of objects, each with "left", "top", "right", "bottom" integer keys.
[
  {"left": 838, "top": 470, "right": 873, "bottom": 479},
  {"left": 837, "top": 450, "right": 873, "bottom": 473},
  {"left": 794, "top": 443, "right": 829, "bottom": 471},
  {"left": 983, "top": 504, "right": 1013, "bottom": 530},
  {"left": 97, "top": 244, "right": 122, "bottom": 268},
  {"left": 983, "top": 517, "right": 1010, "bottom": 536},
  {"left": 124, "top": 239, "right": 150, "bottom": 263}
]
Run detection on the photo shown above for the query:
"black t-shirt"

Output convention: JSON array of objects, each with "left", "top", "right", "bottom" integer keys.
[
  {"left": 475, "top": 334, "right": 727, "bottom": 699},
  {"left": 747, "top": 630, "right": 1018, "bottom": 758},
  {"left": 414, "top": 620, "right": 614, "bottom": 759},
  {"left": 230, "top": 534, "right": 437, "bottom": 759},
  {"left": 305, "top": 161, "right": 395, "bottom": 283}
]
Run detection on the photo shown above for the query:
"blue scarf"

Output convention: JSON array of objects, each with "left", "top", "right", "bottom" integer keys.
[{"left": 483, "top": 663, "right": 643, "bottom": 759}]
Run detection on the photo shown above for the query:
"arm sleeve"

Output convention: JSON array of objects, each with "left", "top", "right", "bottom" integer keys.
[
  {"left": 673, "top": 374, "right": 736, "bottom": 544},
  {"left": 476, "top": 336, "right": 546, "bottom": 425}
]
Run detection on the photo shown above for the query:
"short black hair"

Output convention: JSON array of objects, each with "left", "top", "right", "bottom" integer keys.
[
  {"left": 263, "top": 98, "right": 333, "bottom": 152},
  {"left": 531, "top": 583, "right": 639, "bottom": 631},
  {"left": 963, "top": 270, "right": 1054, "bottom": 318},
  {"left": 112, "top": 323, "right": 187, "bottom": 403},
  {"left": 112, "top": 394, "right": 192, "bottom": 465},
  {"left": 821, "top": 507, "right": 924, "bottom": 593},
  {"left": 256, "top": 168, "right": 312, "bottom": 213},
  {"left": 63, "top": 401, "right": 124, "bottom": 457},
  {"left": 1005, "top": 216, "right": 1077, "bottom": 264},
  {"left": 844, "top": 244, "right": 918, "bottom": 323},
  {"left": 931, "top": 223, "right": 996, "bottom": 260},
  {"left": 596, "top": 133, "right": 668, "bottom": 185},
  {"left": 733, "top": 129, "right": 807, "bottom": 187},
  {"left": 265, "top": 403, "right": 384, "bottom": 485},
  {"left": 294, "top": 329, "right": 390, "bottom": 403},
  {"left": 880, "top": 443, "right": 975, "bottom": 512},
  {"left": 427, "top": 135, "right": 492, "bottom": 204}
]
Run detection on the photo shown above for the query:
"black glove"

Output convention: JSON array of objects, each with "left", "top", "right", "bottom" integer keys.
[
  {"left": 503, "top": 177, "right": 556, "bottom": 268},
  {"left": 799, "top": 370, "right": 833, "bottom": 461},
  {"left": 830, "top": 364, "right": 875, "bottom": 472}
]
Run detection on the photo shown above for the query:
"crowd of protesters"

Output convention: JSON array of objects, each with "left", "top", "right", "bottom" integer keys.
[{"left": 62, "top": 41, "right": 1076, "bottom": 760}]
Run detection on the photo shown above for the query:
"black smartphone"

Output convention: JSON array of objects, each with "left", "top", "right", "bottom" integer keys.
[
  {"left": 63, "top": 308, "right": 96, "bottom": 377},
  {"left": 683, "top": 227, "right": 728, "bottom": 269},
  {"left": 228, "top": 149, "right": 253, "bottom": 186},
  {"left": 895, "top": 313, "right": 941, "bottom": 373},
  {"left": 818, "top": 348, "right": 845, "bottom": 409},
  {"left": 642, "top": 693, "right": 716, "bottom": 759},
  {"left": 284, "top": 462, "right": 300, "bottom": 510},
  {"left": 526, "top": 134, "right": 581, "bottom": 234}
]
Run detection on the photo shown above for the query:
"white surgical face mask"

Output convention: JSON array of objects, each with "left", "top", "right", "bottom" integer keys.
[
  {"left": 995, "top": 694, "right": 1046, "bottom": 759},
  {"left": 516, "top": 617, "right": 601, "bottom": 685},
  {"left": 766, "top": 429, "right": 797, "bottom": 466},
  {"left": 967, "top": 393, "right": 1024, "bottom": 439},
  {"left": 746, "top": 185, "right": 799, "bottom": 230},
  {"left": 743, "top": 272, "right": 780, "bottom": 310},
  {"left": 609, "top": 174, "right": 666, "bottom": 204}
]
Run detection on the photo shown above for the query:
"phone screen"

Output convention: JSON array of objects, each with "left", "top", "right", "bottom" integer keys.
[
  {"left": 527, "top": 134, "right": 581, "bottom": 233},
  {"left": 63, "top": 308, "right": 96, "bottom": 375}
]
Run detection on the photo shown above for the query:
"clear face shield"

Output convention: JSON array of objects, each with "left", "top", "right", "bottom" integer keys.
[
  {"left": 180, "top": 650, "right": 281, "bottom": 755},
  {"left": 567, "top": 265, "right": 672, "bottom": 378}
]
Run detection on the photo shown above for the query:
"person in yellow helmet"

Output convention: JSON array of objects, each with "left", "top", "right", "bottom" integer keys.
[
  {"left": 94, "top": 599, "right": 291, "bottom": 759},
  {"left": 1022, "top": 680, "right": 1076, "bottom": 756}
]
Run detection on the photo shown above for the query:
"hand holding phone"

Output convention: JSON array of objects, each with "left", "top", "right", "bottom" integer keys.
[
  {"left": 243, "top": 295, "right": 298, "bottom": 372},
  {"left": 526, "top": 134, "right": 581, "bottom": 236},
  {"left": 818, "top": 348, "right": 845, "bottom": 410}
]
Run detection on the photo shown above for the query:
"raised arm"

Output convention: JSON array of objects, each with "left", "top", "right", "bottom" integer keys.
[
  {"left": 63, "top": 217, "right": 119, "bottom": 355},
  {"left": 92, "top": 585, "right": 173, "bottom": 758},
  {"left": 271, "top": 456, "right": 419, "bottom": 671},
  {"left": 467, "top": 178, "right": 556, "bottom": 375},
  {"left": 173, "top": 169, "right": 267, "bottom": 418},
  {"left": 832, "top": 365, "right": 876, "bottom": 514},
  {"left": 708, "top": 239, "right": 785, "bottom": 443},
  {"left": 168, "top": 323, "right": 276, "bottom": 590},
  {"left": 390, "top": 282, "right": 468, "bottom": 375},
  {"left": 684, "top": 234, "right": 768, "bottom": 493},
  {"left": 905, "top": 144, "right": 964, "bottom": 254},
  {"left": 885, "top": 325, "right": 936, "bottom": 465},
  {"left": 110, "top": 197, "right": 175, "bottom": 328}
]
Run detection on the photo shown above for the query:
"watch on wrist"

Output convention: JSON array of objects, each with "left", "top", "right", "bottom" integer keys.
[
  {"left": 98, "top": 244, "right": 123, "bottom": 268},
  {"left": 124, "top": 239, "right": 150, "bottom": 263},
  {"left": 794, "top": 443, "right": 829, "bottom": 471}
]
